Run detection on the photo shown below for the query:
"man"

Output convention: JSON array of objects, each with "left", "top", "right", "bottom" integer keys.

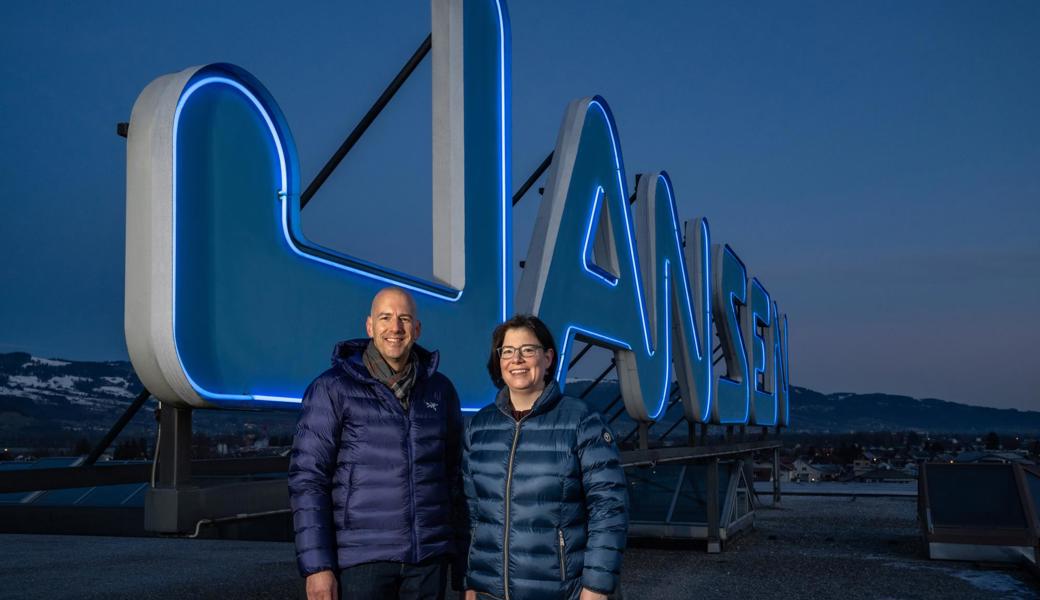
[{"left": 289, "top": 287, "right": 466, "bottom": 600}]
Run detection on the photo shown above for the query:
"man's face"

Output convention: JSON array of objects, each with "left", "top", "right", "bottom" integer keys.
[{"left": 365, "top": 289, "right": 421, "bottom": 370}]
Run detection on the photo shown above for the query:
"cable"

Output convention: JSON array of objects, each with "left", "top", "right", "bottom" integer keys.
[{"left": 150, "top": 404, "right": 162, "bottom": 488}]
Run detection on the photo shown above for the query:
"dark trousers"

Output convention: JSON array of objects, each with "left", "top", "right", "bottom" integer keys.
[{"left": 338, "top": 556, "right": 448, "bottom": 600}]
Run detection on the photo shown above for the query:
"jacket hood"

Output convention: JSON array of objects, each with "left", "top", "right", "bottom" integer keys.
[
  {"left": 331, "top": 338, "right": 440, "bottom": 382},
  {"left": 494, "top": 379, "right": 563, "bottom": 419}
]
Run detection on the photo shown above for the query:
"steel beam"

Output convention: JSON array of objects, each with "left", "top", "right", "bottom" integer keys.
[
  {"left": 772, "top": 446, "right": 781, "bottom": 504},
  {"left": 620, "top": 439, "right": 781, "bottom": 468},
  {"left": 156, "top": 403, "right": 192, "bottom": 487},
  {"left": 707, "top": 457, "right": 721, "bottom": 553},
  {"left": 0, "top": 457, "right": 291, "bottom": 494},
  {"left": 83, "top": 388, "right": 152, "bottom": 466}
]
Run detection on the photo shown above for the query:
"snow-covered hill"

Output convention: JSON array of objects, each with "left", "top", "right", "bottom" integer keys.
[
  {"left": 3, "top": 352, "right": 1038, "bottom": 447},
  {"left": 0, "top": 352, "right": 300, "bottom": 446},
  {"left": 0, "top": 352, "right": 146, "bottom": 443}
]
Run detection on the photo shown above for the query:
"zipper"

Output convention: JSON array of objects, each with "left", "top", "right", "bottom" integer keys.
[
  {"left": 371, "top": 378, "right": 420, "bottom": 561},
  {"left": 557, "top": 528, "right": 566, "bottom": 582},
  {"left": 403, "top": 384, "right": 418, "bottom": 562},
  {"left": 406, "top": 415, "right": 417, "bottom": 562},
  {"left": 502, "top": 415, "right": 526, "bottom": 600}
]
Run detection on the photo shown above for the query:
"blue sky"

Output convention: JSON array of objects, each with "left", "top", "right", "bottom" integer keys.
[{"left": 1, "top": 1, "right": 1037, "bottom": 410}]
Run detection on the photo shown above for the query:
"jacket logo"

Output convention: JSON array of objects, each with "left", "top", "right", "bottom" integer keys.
[{"left": 425, "top": 401, "right": 439, "bottom": 410}]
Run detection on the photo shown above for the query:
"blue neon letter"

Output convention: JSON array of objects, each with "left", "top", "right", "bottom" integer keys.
[
  {"left": 517, "top": 97, "right": 670, "bottom": 420},
  {"left": 745, "top": 278, "right": 776, "bottom": 425},
  {"left": 124, "top": 0, "right": 512, "bottom": 410},
  {"left": 774, "top": 305, "right": 790, "bottom": 426},
  {"left": 711, "top": 244, "right": 749, "bottom": 423},
  {"left": 634, "top": 175, "right": 714, "bottom": 423}
]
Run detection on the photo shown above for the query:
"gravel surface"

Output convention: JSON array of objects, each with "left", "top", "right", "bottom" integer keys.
[
  {"left": 622, "top": 495, "right": 1038, "bottom": 600},
  {"left": 0, "top": 495, "right": 1036, "bottom": 599}
]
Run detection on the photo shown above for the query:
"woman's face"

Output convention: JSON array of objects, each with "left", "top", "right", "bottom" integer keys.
[{"left": 499, "top": 327, "right": 554, "bottom": 396}]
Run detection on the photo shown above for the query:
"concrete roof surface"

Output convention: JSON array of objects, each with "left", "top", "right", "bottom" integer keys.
[{"left": 0, "top": 495, "right": 1036, "bottom": 599}]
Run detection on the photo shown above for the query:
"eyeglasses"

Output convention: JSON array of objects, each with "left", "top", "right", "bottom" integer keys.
[{"left": 497, "top": 344, "right": 544, "bottom": 360}]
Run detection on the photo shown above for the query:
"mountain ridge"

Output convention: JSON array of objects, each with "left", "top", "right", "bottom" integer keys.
[{"left": 1, "top": 352, "right": 1038, "bottom": 446}]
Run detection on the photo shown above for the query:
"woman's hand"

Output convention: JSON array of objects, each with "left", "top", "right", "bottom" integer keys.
[{"left": 579, "top": 588, "right": 608, "bottom": 600}]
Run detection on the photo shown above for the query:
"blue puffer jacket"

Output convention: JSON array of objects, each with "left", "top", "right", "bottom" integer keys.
[
  {"left": 288, "top": 339, "right": 465, "bottom": 578},
  {"left": 463, "top": 381, "right": 628, "bottom": 600}
]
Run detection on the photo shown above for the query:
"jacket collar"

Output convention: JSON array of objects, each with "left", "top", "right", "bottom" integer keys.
[
  {"left": 495, "top": 379, "right": 563, "bottom": 420},
  {"left": 331, "top": 338, "right": 439, "bottom": 383}
]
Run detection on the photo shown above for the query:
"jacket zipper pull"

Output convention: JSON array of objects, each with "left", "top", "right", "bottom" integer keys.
[{"left": 558, "top": 528, "right": 566, "bottom": 581}]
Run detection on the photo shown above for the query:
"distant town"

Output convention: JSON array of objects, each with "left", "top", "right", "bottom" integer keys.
[
  {"left": 2, "top": 352, "right": 1038, "bottom": 481},
  {"left": 5, "top": 425, "right": 1037, "bottom": 487},
  {"left": 766, "top": 430, "right": 1038, "bottom": 484}
]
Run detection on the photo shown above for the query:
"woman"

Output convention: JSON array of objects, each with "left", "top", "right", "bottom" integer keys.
[{"left": 462, "top": 315, "right": 628, "bottom": 600}]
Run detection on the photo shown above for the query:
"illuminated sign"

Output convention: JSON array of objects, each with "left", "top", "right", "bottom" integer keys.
[{"left": 124, "top": 0, "right": 789, "bottom": 425}]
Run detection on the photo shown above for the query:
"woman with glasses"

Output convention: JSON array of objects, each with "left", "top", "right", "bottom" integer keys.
[{"left": 462, "top": 314, "right": 628, "bottom": 600}]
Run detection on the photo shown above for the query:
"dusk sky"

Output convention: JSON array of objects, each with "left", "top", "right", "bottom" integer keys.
[{"left": 1, "top": 1, "right": 1037, "bottom": 411}]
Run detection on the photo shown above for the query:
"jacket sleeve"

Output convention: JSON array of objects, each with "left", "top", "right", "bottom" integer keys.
[
  {"left": 461, "top": 417, "right": 477, "bottom": 590},
  {"left": 576, "top": 410, "right": 629, "bottom": 595},
  {"left": 288, "top": 375, "right": 342, "bottom": 577},
  {"left": 444, "top": 380, "right": 469, "bottom": 590}
]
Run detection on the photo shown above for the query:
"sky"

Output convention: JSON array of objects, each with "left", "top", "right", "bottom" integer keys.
[{"left": 1, "top": 1, "right": 1038, "bottom": 410}]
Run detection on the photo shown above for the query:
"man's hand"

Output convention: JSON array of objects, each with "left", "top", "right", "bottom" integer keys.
[
  {"left": 305, "top": 570, "right": 337, "bottom": 600},
  {"left": 579, "top": 588, "right": 608, "bottom": 600},
  {"left": 464, "top": 590, "right": 477, "bottom": 600}
]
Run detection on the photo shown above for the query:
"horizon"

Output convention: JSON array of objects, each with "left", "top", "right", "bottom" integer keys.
[
  {"left": 2, "top": 349, "right": 1036, "bottom": 416},
  {"left": 2, "top": 1, "right": 1037, "bottom": 411}
]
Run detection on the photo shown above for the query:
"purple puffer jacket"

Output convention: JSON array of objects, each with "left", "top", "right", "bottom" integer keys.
[{"left": 288, "top": 339, "right": 465, "bottom": 581}]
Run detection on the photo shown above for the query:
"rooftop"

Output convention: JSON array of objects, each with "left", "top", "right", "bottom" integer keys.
[{"left": 0, "top": 492, "right": 1036, "bottom": 599}]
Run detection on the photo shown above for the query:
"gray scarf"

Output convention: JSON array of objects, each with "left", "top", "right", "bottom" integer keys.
[{"left": 362, "top": 340, "right": 417, "bottom": 411}]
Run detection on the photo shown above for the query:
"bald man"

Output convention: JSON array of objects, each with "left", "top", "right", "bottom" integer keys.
[{"left": 290, "top": 287, "right": 465, "bottom": 600}]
